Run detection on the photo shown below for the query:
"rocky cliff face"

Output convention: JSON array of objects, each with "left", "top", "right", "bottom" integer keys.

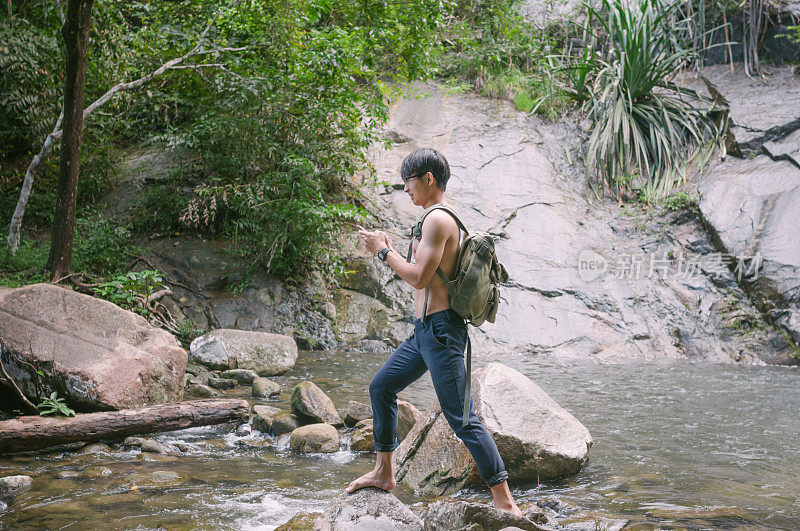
[
  {"left": 683, "top": 63, "right": 800, "bottom": 352},
  {"left": 348, "top": 81, "right": 796, "bottom": 364},
  {"left": 118, "top": 77, "right": 797, "bottom": 365}
]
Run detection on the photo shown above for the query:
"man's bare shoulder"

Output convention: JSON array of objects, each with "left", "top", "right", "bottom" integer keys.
[{"left": 421, "top": 208, "right": 459, "bottom": 237}]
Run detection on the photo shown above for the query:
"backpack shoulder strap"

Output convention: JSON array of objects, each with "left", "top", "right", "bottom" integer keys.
[{"left": 406, "top": 203, "right": 468, "bottom": 262}]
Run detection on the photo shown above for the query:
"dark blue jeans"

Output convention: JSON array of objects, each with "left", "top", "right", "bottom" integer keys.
[{"left": 369, "top": 308, "right": 509, "bottom": 487}]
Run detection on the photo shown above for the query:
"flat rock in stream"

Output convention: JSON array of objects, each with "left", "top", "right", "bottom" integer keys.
[
  {"left": 314, "top": 487, "right": 423, "bottom": 530},
  {"left": 0, "top": 283, "right": 187, "bottom": 411},
  {"left": 190, "top": 329, "right": 297, "bottom": 375},
  {"left": 220, "top": 369, "right": 259, "bottom": 384},
  {"left": 123, "top": 436, "right": 181, "bottom": 455},
  {"left": 394, "top": 363, "right": 592, "bottom": 496}
]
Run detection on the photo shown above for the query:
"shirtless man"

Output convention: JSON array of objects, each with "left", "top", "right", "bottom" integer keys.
[{"left": 349, "top": 148, "right": 522, "bottom": 516}]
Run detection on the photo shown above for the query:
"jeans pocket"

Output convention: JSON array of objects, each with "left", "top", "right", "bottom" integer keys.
[{"left": 429, "top": 319, "right": 449, "bottom": 348}]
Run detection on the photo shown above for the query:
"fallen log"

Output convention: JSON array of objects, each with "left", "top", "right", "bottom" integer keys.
[{"left": 0, "top": 398, "right": 249, "bottom": 454}]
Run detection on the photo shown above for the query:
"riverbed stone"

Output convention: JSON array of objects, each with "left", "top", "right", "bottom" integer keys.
[
  {"left": 421, "top": 499, "right": 548, "bottom": 531},
  {"left": 190, "top": 329, "right": 298, "bottom": 375},
  {"left": 252, "top": 405, "right": 282, "bottom": 432},
  {"left": 344, "top": 400, "right": 372, "bottom": 427},
  {"left": 78, "top": 442, "right": 112, "bottom": 454},
  {"left": 0, "top": 283, "right": 187, "bottom": 411},
  {"left": 0, "top": 475, "right": 32, "bottom": 497},
  {"left": 394, "top": 363, "right": 592, "bottom": 496},
  {"left": 207, "top": 376, "right": 238, "bottom": 389},
  {"left": 314, "top": 487, "right": 423, "bottom": 530},
  {"left": 185, "top": 363, "right": 209, "bottom": 375},
  {"left": 271, "top": 412, "right": 301, "bottom": 435},
  {"left": 187, "top": 383, "right": 219, "bottom": 398},
  {"left": 123, "top": 436, "right": 180, "bottom": 455},
  {"left": 221, "top": 369, "right": 259, "bottom": 384},
  {"left": 351, "top": 419, "right": 374, "bottom": 452},
  {"left": 291, "top": 381, "right": 343, "bottom": 426},
  {"left": 289, "top": 423, "right": 340, "bottom": 453},
  {"left": 397, "top": 399, "right": 422, "bottom": 440},
  {"left": 252, "top": 377, "right": 281, "bottom": 398}
]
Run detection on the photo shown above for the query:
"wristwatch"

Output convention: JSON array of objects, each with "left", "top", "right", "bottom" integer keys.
[{"left": 377, "top": 247, "right": 391, "bottom": 262}]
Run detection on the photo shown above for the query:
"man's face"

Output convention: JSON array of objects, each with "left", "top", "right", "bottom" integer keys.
[{"left": 402, "top": 171, "right": 430, "bottom": 205}]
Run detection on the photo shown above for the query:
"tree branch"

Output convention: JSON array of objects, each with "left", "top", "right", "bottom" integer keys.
[{"left": 6, "top": 1, "right": 241, "bottom": 254}]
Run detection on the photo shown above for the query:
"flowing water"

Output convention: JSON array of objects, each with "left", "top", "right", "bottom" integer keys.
[{"left": 1, "top": 349, "right": 798, "bottom": 529}]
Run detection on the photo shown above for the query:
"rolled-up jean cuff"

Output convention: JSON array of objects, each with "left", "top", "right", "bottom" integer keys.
[
  {"left": 486, "top": 470, "right": 509, "bottom": 487},
  {"left": 374, "top": 439, "right": 400, "bottom": 452}
]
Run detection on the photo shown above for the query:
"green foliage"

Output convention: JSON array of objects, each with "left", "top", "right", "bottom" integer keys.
[
  {"left": 581, "top": 0, "right": 722, "bottom": 202},
  {"left": 3, "top": 0, "right": 538, "bottom": 283},
  {"left": 37, "top": 391, "right": 76, "bottom": 417},
  {"left": 0, "top": 239, "right": 49, "bottom": 287},
  {"left": 175, "top": 319, "right": 207, "bottom": 347},
  {"left": 93, "top": 270, "right": 164, "bottom": 315},
  {"left": 782, "top": 25, "right": 800, "bottom": 45},
  {"left": 558, "top": 45, "right": 598, "bottom": 103},
  {"left": 73, "top": 211, "right": 141, "bottom": 276},
  {"left": 0, "top": 14, "right": 63, "bottom": 162},
  {"left": 436, "top": 1, "right": 567, "bottom": 117},
  {"left": 132, "top": 180, "right": 189, "bottom": 235},
  {"left": 660, "top": 190, "right": 699, "bottom": 212}
]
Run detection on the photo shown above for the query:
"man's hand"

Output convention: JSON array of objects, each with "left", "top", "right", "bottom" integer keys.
[{"left": 358, "top": 227, "right": 392, "bottom": 254}]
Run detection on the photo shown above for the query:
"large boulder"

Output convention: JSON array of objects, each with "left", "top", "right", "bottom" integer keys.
[
  {"left": 421, "top": 499, "right": 548, "bottom": 531},
  {"left": 394, "top": 363, "right": 592, "bottom": 496},
  {"left": 291, "top": 381, "right": 343, "bottom": 426},
  {"left": 289, "top": 423, "right": 340, "bottom": 453},
  {"left": 0, "top": 284, "right": 186, "bottom": 411},
  {"left": 314, "top": 487, "right": 423, "bottom": 530},
  {"left": 189, "top": 329, "right": 297, "bottom": 375}
]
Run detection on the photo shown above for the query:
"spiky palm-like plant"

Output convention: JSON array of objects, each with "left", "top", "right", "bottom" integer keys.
[{"left": 582, "top": 0, "right": 723, "bottom": 203}]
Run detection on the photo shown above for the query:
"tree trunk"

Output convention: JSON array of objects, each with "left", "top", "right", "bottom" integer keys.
[
  {"left": 47, "top": 0, "right": 93, "bottom": 281},
  {"left": 0, "top": 399, "right": 250, "bottom": 454}
]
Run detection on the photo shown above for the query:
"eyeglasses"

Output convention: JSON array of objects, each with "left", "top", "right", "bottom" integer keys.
[{"left": 401, "top": 173, "right": 421, "bottom": 184}]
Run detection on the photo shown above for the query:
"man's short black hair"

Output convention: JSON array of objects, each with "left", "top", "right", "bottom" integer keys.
[{"left": 400, "top": 148, "right": 451, "bottom": 191}]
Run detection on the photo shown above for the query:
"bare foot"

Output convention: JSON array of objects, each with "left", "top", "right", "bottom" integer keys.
[
  {"left": 494, "top": 500, "right": 523, "bottom": 517},
  {"left": 345, "top": 469, "right": 396, "bottom": 493}
]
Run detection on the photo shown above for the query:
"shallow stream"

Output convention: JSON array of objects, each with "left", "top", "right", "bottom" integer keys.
[{"left": 1, "top": 349, "right": 798, "bottom": 529}]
